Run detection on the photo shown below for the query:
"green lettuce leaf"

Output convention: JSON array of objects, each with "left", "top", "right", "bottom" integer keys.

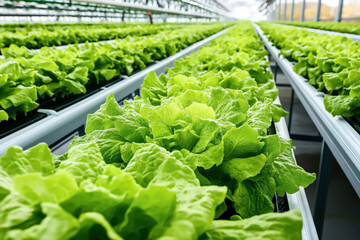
[
  {"left": 201, "top": 209, "right": 302, "bottom": 240},
  {"left": 223, "top": 123, "right": 264, "bottom": 160},
  {"left": 273, "top": 138, "right": 316, "bottom": 196}
]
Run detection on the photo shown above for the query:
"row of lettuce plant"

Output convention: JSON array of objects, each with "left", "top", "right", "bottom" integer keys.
[
  {"left": 259, "top": 22, "right": 360, "bottom": 123},
  {"left": 273, "top": 21, "right": 360, "bottom": 35},
  {"left": 0, "top": 22, "right": 134, "bottom": 29},
  {"left": 0, "top": 22, "right": 316, "bottom": 239},
  {"left": 0, "top": 23, "right": 184, "bottom": 51},
  {"left": 0, "top": 23, "right": 230, "bottom": 124},
  {"left": 0, "top": 21, "right": 199, "bottom": 30}
]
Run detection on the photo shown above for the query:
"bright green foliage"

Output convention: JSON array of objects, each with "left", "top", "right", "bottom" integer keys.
[
  {"left": 0, "top": 23, "right": 230, "bottom": 123},
  {"left": 259, "top": 22, "right": 360, "bottom": 122},
  {"left": 0, "top": 142, "right": 228, "bottom": 240},
  {"left": 324, "top": 94, "right": 360, "bottom": 117},
  {"left": 272, "top": 138, "right": 316, "bottom": 196},
  {"left": 83, "top": 22, "right": 315, "bottom": 219},
  {"left": 0, "top": 22, "right": 182, "bottom": 50},
  {"left": 222, "top": 123, "right": 265, "bottom": 160},
  {"left": 274, "top": 21, "right": 360, "bottom": 35},
  {"left": 200, "top": 209, "right": 302, "bottom": 240},
  {"left": 0, "top": 22, "right": 314, "bottom": 239},
  {"left": 0, "top": 142, "right": 54, "bottom": 201}
]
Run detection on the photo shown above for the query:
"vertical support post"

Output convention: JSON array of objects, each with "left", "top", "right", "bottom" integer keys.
[
  {"left": 290, "top": 0, "right": 294, "bottom": 21},
  {"left": 274, "top": 62, "right": 279, "bottom": 83},
  {"left": 274, "top": 1, "right": 277, "bottom": 20},
  {"left": 335, "top": 0, "right": 343, "bottom": 22},
  {"left": 278, "top": 0, "right": 282, "bottom": 20},
  {"left": 315, "top": 0, "right": 321, "bottom": 21},
  {"left": 300, "top": 0, "right": 305, "bottom": 21},
  {"left": 148, "top": 12, "right": 153, "bottom": 24},
  {"left": 134, "top": 88, "right": 141, "bottom": 97},
  {"left": 288, "top": 88, "right": 295, "bottom": 132},
  {"left": 274, "top": 1, "right": 278, "bottom": 20},
  {"left": 283, "top": 0, "right": 287, "bottom": 21},
  {"left": 314, "top": 141, "right": 333, "bottom": 239},
  {"left": 269, "top": 2, "right": 272, "bottom": 20},
  {"left": 78, "top": 125, "right": 85, "bottom": 137}
]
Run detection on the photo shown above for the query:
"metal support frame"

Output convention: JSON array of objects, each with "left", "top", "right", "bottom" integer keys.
[
  {"left": 290, "top": 0, "right": 294, "bottom": 21},
  {"left": 276, "top": 83, "right": 291, "bottom": 87},
  {"left": 300, "top": 0, "right": 305, "bottom": 21},
  {"left": 290, "top": 133, "right": 322, "bottom": 142},
  {"left": 271, "top": 1, "right": 278, "bottom": 21},
  {"left": 318, "top": 18, "right": 335, "bottom": 21},
  {"left": 314, "top": 141, "right": 333, "bottom": 239},
  {"left": 49, "top": 130, "right": 78, "bottom": 152},
  {"left": 75, "top": 0, "right": 225, "bottom": 18},
  {"left": 342, "top": 17, "right": 360, "bottom": 21},
  {"left": 283, "top": 0, "right": 287, "bottom": 20},
  {"left": 273, "top": 62, "right": 279, "bottom": 82},
  {"left": 0, "top": 0, "right": 230, "bottom": 22},
  {"left": 0, "top": 26, "right": 233, "bottom": 157},
  {"left": 288, "top": 88, "right": 295, "bottom": 132},
  {"left": 78, "top": 125, "right": 86, "bottom": 137},
  {"left": 0, "top": 12, "right": 135, "bottom": 18},
  {"left": 335, "top": 0, "right": 343, "bottom": 22},
  {"left": 315, "top": 0, "right": 321, "bottom": 21},
  {"left": 278, "top": 0, "right": 281, "bottom": 20}
]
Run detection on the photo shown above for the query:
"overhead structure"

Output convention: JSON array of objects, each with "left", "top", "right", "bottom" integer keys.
[
  {"left": 0, "top": 0, "right": 231, "bottom": 22},
  {"left": 264, "top": 0, "right": 360, "bottom": 22}
]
